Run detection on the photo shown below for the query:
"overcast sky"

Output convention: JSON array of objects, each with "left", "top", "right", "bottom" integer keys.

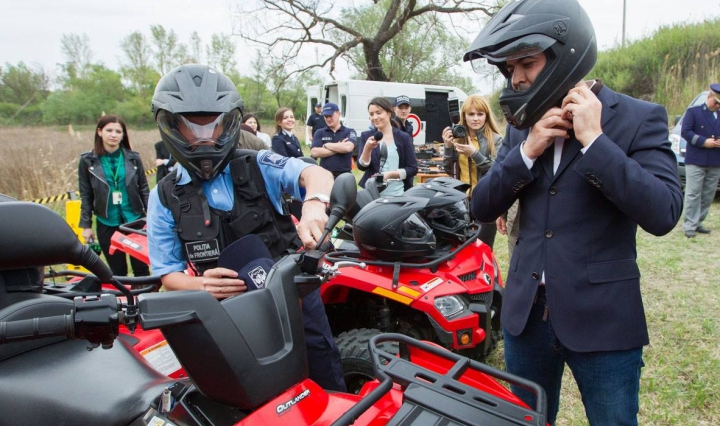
[{"left": 3, "top": 0, "right": 719, "bottom": 87}]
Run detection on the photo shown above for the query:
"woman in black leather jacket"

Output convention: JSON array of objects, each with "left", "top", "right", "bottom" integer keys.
[{"left": 78, "top": 115, "right": 150, "bottom": 276}]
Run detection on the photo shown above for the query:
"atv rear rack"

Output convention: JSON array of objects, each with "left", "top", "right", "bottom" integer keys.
[{"left": 333, "top": 333, "right": 547, "bottom": 426}]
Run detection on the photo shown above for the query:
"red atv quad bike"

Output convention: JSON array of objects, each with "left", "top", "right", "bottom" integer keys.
[
  {"left": 322, "top": 175, "right": 504, "bottom": 393},
  {"left": 0, "top": 180, "right": 547, "bottom": 426}
]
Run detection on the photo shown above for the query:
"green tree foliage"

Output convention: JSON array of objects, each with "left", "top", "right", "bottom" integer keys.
[
  {"left": 120, "top": 31, "right": 159, "bottom": 97},
  {"left": 339, "top": 0, "right": 477, "bottom": 93},
  {"left": 150, "top": 25, "right": 188, "bottom": 74},
  {"left": 207, "top": 34, "right": 238, "bottom": 77},
  {"left": 60, "top": 33, "right": 93, "bottom": 80},
  {"left": 41, "top": 65, "right": 126, "bottom": 125},
  {"left": 233, "top": 0, "right": 497, "bottom": 82},
  {"left": 0, "top": 62, "right": 49, "bottom": 124},
  {"left": 592, "top": 18, "right": 720, "bottom": 112}
]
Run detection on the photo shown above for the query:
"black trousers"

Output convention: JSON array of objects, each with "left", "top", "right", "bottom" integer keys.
[{"left": 96, "top": 221, "right": 150, "bottom": 277}]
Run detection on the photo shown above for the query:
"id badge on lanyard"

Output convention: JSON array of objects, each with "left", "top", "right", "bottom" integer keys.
[{"left": 112, "top": 191, "right": 123, "bottom": 205}]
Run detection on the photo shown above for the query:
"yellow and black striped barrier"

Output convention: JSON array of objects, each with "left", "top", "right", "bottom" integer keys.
[
  {"left": 32, "top": 191, "right": 80, "bottom": 205},
  {"left": 27, "top": 167, "right": 158, "bottom": 204}
]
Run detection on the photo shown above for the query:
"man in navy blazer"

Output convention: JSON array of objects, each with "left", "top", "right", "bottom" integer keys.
[
  {"left": 681, "top": 83, "right": 720, "bottom": 238},
  {"left": 463, "top": 0, "right": 682, "bottom": 424}
]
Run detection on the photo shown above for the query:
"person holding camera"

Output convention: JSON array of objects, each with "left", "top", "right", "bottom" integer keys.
[{"left": 441, "top": 94, "right": 503, "bottom": 249}]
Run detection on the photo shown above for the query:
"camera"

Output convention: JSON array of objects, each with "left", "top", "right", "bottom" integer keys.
[{"left": 448, "top": 97, "right": 467, "bottom": 138}]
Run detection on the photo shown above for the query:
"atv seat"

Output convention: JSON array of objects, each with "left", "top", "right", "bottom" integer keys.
[{"left": 137, "top": 254, "right": 309, "bottom": 410}]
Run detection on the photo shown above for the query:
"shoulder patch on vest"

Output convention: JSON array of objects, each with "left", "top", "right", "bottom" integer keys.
[{"left": 259, "top": 151, "right": 289, "bottom": 168}]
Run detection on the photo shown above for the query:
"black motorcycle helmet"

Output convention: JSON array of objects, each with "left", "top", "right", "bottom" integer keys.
[
  {"left": 425, "top": 176, "right": 471, "bottom": 194},
  {"left": 352, "top": 197, "right": 436, "bottom": 261},
  {"left": 152, "top": 64, "right": 245, "bottom": 181},
  {"left": 404, "top": 182, "right": 472, "bottom": 244},
  {"left": 463, "top": 0, "right": 597, "bottom": 129}
]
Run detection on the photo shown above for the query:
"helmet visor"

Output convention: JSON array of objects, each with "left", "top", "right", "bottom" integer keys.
[
  {"left": 399, "top": 213, "right": 433, "bottom": 240},
  {"left": 426, "top": 200, "right": 470, "bottom": 227},
  {"left": 157, "top": 109, "right": 242, "bottom": 150}
]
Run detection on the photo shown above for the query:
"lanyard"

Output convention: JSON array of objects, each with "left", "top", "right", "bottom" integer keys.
[{"left": 101, "top": 150, "right": 123, "bottom": 188}]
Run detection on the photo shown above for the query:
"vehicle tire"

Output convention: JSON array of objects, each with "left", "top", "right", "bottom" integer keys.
[{"left": 335, "top": 328, "right": 398, "bottom": 394}]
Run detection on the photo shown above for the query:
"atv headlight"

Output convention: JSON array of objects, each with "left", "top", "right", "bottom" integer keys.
[{"left": 434, "top": 295, "right": 466, "bottom": 318}]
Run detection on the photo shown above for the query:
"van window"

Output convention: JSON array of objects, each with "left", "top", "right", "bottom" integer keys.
[{"left": 341, "top": 96, "right": 347, "bottom": 120}]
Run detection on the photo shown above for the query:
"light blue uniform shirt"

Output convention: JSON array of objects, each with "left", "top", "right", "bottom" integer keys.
[{"left": 147, "top": 150, "right": 312, "bottom": 276}]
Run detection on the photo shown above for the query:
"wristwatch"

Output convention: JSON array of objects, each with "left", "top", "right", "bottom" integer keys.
[{"left": 304, "top": 193, "right": 330, "bottom": 205}]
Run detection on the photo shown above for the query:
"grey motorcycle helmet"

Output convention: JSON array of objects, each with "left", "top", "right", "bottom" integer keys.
[
  {"left": 152, "top": 64, "right": 244, "bottom": 181},
  {"left": 463, "top": 0, "right": 597, "bottom": 129}
]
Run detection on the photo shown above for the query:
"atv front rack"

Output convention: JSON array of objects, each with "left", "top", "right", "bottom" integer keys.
[{"left": 333, "top": 333, "right": 547, "bottom": 426}]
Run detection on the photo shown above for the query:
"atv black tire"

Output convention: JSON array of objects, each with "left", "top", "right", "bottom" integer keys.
[{"left": 335, "top": 328, "right": 398, "bottom": 394}]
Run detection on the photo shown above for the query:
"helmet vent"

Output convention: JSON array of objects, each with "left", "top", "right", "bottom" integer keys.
[
  {"left": 170, "top": 94, "right": 183, "bottom": 101},
  {"left": 192, "top": 76, "right": 203, "bottom": 87},
  {"left": 217, "top": 94, "right": 228, "bottom": 101}
]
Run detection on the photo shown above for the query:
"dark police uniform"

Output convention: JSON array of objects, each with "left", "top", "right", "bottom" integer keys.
[
  {"left": 311, "top": 125, "right": 358, "bottom": 178},
  {"left": 271, "top": 131, "right": 303, "bottom": 158},
  {"left": 306, "top": 112, "right": 326, "bottom": 140}
]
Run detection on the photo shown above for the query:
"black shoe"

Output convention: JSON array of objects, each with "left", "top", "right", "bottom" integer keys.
[
  {"left": 685, "top": 231, "right": 696, "bottom": 238},
  {"left": 696, "top": 225, "right": 711, "bottom": 234}
]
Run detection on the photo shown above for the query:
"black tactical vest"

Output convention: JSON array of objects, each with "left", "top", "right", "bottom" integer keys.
[{"left": 158, "top": 150, "right": 301, "bottom": 274}]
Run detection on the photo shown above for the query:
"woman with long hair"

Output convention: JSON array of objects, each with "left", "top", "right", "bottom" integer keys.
[
  {"left": 441, "top": 95, "right": 503, "bottom": 249},
  {"left": 78, "top": 114, "right": 150, "bottom": 276},
  {"left": 242, "top": 113, "right": 272, "bottom": 148},
  {"left": 357, "top": 97, "right": 418, "bottom": 196}
]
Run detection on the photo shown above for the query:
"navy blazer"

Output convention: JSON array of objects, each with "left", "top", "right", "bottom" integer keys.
[
  {"left": 271, "top": 131, "right": 303, "bottom": 158},
  {"left": 471, "top": 85, "right": 682, "bottom": 352},
  {"left": 681, "top": 103, "right": 720, "bottom": 167},
  {"left": 357, "top": 127, "right": 418, "bottom": 191}
]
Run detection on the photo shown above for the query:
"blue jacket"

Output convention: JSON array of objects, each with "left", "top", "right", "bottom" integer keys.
[
  {"left": 472, "top": 85, "right": 682, "bottom": 352},
  {"left": 357, "top": 127, "right": 418, "bottom": 191},
  {"left": 682, "top": 103, "right": 720, "bottom": 167}
]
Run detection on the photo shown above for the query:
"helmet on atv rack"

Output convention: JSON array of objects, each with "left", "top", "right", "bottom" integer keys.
[
  {"left": 152, "top": 64, "right": 244, "bottom": 181},
  {"left": 463, "top": 0, "right": 597, "bottom": 130},
  {"left": 425, "top": 176, "right": 471, "bottom": 194},
  {"left": 404, "top": 182, "right": 472, "bottom": 244},
  {"left": 352, "top": 196, "right": 436, "bottom": 261}
]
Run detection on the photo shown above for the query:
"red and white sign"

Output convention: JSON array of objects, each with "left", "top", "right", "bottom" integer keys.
[{"left": 406, "top": 114, "right": 422, "bottom": 138}]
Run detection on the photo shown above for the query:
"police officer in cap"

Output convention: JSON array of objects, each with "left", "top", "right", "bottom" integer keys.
[
  {"left": 392, "top": 95, "right": 414, "bottom": 142},
  {"left": 146, "top": 64, "right": 346, "bottom": 392},
  {"left": 310, "top": 102, "right": 358, "bottom": 178},
  {"left": 306, "top": 102, "right": 326, "bottom": 145}
]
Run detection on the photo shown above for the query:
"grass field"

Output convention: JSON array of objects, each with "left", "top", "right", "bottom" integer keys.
[{"left": 2, "top": 126, "right": 719, "bottom": 424}]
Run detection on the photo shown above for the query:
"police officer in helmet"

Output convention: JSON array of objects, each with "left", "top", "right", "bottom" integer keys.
[{"left": 146, "top": 64, "right": 346, "bottom": 392}]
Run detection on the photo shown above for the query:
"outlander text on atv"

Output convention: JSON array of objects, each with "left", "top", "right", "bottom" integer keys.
[{"left": 0, "top": 174, "right": 545, "bottom": 425}]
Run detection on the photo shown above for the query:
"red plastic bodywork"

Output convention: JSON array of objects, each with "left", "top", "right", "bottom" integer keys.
[{"left": 322, "top": 239, "right": 503, "bottom": 350}]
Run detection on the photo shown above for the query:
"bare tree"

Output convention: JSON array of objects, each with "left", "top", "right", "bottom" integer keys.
[{"left": 232, "top": 0, "right": 499, "bottom": 81}]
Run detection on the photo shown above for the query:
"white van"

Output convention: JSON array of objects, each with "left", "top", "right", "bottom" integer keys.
[{"left": 306, "top": 80, "right": 468, "bottom": 146}]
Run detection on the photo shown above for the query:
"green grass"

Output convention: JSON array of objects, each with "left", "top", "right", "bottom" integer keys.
[{"left": 486, "top": 201, "right": 720, "bottom": 425}]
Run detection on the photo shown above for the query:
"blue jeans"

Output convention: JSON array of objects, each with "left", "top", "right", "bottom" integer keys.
[{"left": 503, "top": 287, "right": 644, "bottom": 426}]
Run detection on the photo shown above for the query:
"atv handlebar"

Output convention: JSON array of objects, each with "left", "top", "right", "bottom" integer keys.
[
  {"left": 117, "top": 217, "right": 147, "bottom": 236},
  {"left": 0, "top": 294, "right": 121, "bottom": 349}
]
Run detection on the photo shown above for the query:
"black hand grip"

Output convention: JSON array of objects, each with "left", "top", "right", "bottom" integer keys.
[{"left": 0, "top": 315, "right": 74, "bottom": 344}]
